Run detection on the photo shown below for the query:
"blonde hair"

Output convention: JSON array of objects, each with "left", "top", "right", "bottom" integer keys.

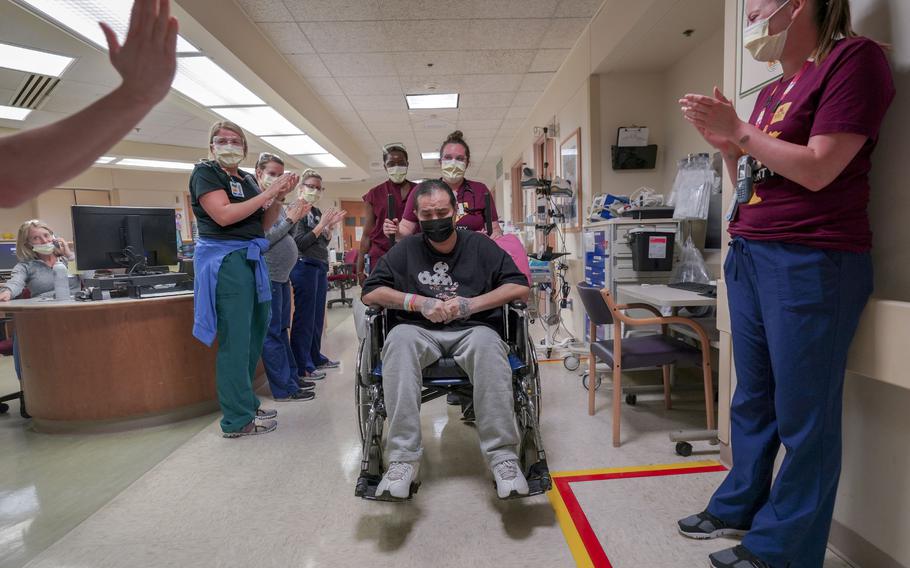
[
  {"left": 300, "top": 168, "right": 322, "bottom": 183},
  {"left": 15, "top": 219, "right": 54, "bottom": 262},
  {"left": 812, "top": 0, "right": 856, "bottom": 62},
  {"left": 207, "top": 121, "right": 248, "bottom": 160}
]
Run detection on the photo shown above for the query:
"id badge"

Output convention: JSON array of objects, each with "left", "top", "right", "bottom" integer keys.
[
  {"left": 229, "top": 180, "right": 244, "bottom": 198},
  {"left": 457, "top": 202, "right": 466, "bottom": 216}
]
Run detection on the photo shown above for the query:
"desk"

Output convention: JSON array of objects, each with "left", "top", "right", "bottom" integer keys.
[{"left": 3, "top": 295, "right": 260, "bottom": 432}]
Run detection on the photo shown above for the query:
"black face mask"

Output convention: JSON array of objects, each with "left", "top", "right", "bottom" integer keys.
[{"left": 420, "top": 216, "right": 456, "bottom": 243}]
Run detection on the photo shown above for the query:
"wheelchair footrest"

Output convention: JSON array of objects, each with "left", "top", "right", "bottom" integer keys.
[
  {"left": 526, "top": 460, "right": 552, "bottom": 496},
  {"left": 356, "top": 473, "right": 420, "bottom": 502}
]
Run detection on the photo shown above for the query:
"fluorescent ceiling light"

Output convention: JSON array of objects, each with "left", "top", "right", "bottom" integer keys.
[
  {"left": 213, "top": 107, "right": 302, "bottom": 136},
  {"left": 303, "top": 154, "right": 345, "bottom": 168},
  {"left": 173, "top": 57, "right": 264, "bottom": 107},
  {"left": 406, "top": 93, "right": 459, "bottom": 110},
  {"left": 15, "top": 0, "right": 198, "bottom": 53},
  {"left": 0, "top": 105, "right": 31, "bottom": 120},
  {"left": 262, "top": 134, "right": 326, "bottom": 155},
  {"left": 94, "top": 156, "right": 117, "bottom": 164},
  {"left": 421, "top": 152, "right": 439, "bottom": 160},
  {"left": 0, "top": 43, "right": 74, "bottom": 77},
  {"left": 117, "top": 158, "right": 195, "bottom": 171}
]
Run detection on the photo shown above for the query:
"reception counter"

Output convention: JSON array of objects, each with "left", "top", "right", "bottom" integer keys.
[{"left": 3, "top": 294, "right": 262, "bottom": 432}]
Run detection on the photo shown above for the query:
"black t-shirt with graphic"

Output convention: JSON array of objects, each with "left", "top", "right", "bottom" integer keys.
[
  {"left": 189, "top": 160, "right": 264, "bottom": 240},
  {"left": 362, "top": 230, "right": 529, "bottom": 332}
]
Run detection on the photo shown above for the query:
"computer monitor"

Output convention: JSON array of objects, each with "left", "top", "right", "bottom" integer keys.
[
  {"left": 71, "top": 205, "right": 178, "bottom": 271},
  {"left": 0, "top": 242, "right": 18, "bottom": 273}
]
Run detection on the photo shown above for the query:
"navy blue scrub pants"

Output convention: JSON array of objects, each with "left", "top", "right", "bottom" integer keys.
[
  {"left": 708, "top": 238, "right": 872, "bottom": 568},
  {"left": 262, "top": 280, "right": 299, "bottom": 398},
  {"left": 290, "top": 258, "right": 329, "bottom": 375}
]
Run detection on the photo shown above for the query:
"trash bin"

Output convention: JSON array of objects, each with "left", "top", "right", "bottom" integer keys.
[{"left": 628, "top": 230, "right": 675, "bottom": 271}]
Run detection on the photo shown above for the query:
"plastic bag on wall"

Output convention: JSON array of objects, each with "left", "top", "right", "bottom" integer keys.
[
  {"left": 668, "top": 153, "right": 717, "bottom": 220},
  {"left": 670, "top": 237, "right": 710, "bottom": 285}
]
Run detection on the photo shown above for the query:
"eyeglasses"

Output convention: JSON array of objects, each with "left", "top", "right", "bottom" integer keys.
[
  {"left": 302, "top": 183, "right": 322, "bottom": 191},
  {"left": 258, "top": 152, "right": 276, "bottom": 161},
  {"left": 212, "top": 136, "right": 243, "bottom": 146}
]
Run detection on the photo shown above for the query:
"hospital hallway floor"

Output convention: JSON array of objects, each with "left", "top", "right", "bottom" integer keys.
[{"left": 0, "top": 305, "right": 855, "bottom": 568}]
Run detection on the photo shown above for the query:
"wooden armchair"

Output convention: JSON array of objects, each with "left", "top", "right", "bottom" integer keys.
[{"left": 575, "top": 283, "right": 715, "bottom": 447}]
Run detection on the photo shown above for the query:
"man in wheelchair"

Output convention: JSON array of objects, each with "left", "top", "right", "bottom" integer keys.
[{"left": 361, "top": 179, "right": 532, "bottom": 500}]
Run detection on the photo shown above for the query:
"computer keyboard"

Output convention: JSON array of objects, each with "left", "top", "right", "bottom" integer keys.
[{"left": 668, "top": 282, "right": 717, "bottom": 296}]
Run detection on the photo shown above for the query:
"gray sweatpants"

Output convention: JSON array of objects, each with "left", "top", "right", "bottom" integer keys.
[{"left": 381, "top": 324, "right": 520, "bottom": 468}]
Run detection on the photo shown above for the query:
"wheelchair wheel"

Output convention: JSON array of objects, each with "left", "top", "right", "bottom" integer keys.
[{"left": 0, "top": 402, "right": 8, "bottom": 414}]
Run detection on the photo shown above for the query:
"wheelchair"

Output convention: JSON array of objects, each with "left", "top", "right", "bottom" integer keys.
[{"left": 355, "top": 301, "right": 551, "bottom": 501}]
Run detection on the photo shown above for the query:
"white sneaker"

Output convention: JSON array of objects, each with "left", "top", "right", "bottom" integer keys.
[
  {"left": 376, "top": 461, "right": 419, "bottom": 499},
  {"left": 492, "top": 459, "right": 529, "bottom": 499}
]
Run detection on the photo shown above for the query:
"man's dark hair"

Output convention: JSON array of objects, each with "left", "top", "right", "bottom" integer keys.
[{"left": 413, "top": 178, "right": 456, "bottom": 212}]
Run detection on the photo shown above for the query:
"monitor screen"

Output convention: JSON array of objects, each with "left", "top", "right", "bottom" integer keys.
[
  {"left": 71, "top": 205, "right": 178, "bottom": 271},
  {"left": 0, "top": 242, "right": 17, "bottom": 271}
]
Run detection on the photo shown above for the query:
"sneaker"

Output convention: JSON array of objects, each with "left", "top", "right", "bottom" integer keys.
[
  {"left": 678, "top": 511, "right": 749, "bottom": 540},
  {"left": 317, "top": 359, "right": 340, "bottom": 369},
  {"left": 255, "top": 408, "right": 278, "bottom": 420},
  {"left": 492, "top": 459, "right": 529, "bottom": 499},
  {"left": 709, "top": 545, "right": 771, "bottom": 568},
  {"left": 297, "top": 379, "right": 316, "bottom": 391},
  {"left": 376, "top": 461, "right": 419, "bottom": 500},
  {"left": 304, "top": 370, "right": 327, "bottom": 380},
  {"left": 276, "top": 389, "right": 315, "bottom": 402},
  {"left": 223, "top": 419, "right": 277, "bottom": 438}
]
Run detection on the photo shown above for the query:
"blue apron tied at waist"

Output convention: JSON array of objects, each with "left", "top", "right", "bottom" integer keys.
[{"left": 192, "top": 237, "right": 272, "bottom": 346}]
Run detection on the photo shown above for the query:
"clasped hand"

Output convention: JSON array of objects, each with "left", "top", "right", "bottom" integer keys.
[{"left": 419, "top": 296, "right": 473, "bottom": 324}]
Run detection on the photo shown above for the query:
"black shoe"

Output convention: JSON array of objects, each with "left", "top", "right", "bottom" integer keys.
[
  {"left": 709, "top": 545, "right": 771, "bottom": 568},
  {"left": 276, "top": 389, "right": 315, "bottom": 402},
  {"left": 678, "top": 511, "right": 748, "bottom": 540},
  {"left": 297, "top": 379, "right": 316, "bottom": 391}
]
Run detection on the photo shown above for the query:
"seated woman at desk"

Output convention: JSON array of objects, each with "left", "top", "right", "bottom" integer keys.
[{"left": 0, "top": 219, "right": 76, "bottom": 384}]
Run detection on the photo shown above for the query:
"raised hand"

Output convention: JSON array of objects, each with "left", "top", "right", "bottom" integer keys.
[{"left": 101, "top": 0, "right": 178, "bottom": 107}]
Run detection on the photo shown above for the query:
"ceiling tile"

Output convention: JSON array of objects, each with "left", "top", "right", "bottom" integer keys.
[
  {"left": 308, "top": 77, "right": 344, "bottom": 96},
  {"left": 460, "top": 74, "right": 524, "bottom": 93},
  {"left": 506, "top": 106, "right": 532, "bottom": 119},
  {"left": 348, "top": 95, "right": 407, "bottom": 111},
  {"left": 321, "top": 53, "right": 399, "bottom": 77},
  {"left": 358, "top": 108, "right": 411, "bottom": 122},
  {"left": 337, "top": 76, "right": 403, "bottom": 97},
  {"left": 466, "top": 19, "right": 551, "bottom": 51},
  {"left": 155, "top": 129, "right": 210, "bottom": 148},
  {"left": 299, "top": 21, "right": 391, "bottom": 53},
  {"left": 530, "top": 49, "right": 570, "bottom": 72},
  {"left": 381, "top": 21, "right": 463, "bottom": 52},
  {"left": 499, "top": 117, "right": 527, "bottom": 133},
  {"left": 236, "top": 0, "right": 294, "bottom": 22},
  {"left": 377, "top": 0, "right": 473, "bottom": 20},
  {"left": 258, "top": 23, "right": 315, "bottom": 54},
  {"left": 467, "top": 0, "right": 559, "bottom": 18},
  {"left": 287, "top": 54, "right": 331, "bottom": 77},
  {"left": 459, "top": 92, "right": 516, "bottom": 108},
  {"left": 399, "top": 75, "right": 464, "bottom": 94},
  {"left": 457, "top": 107, "right": 509, "bottom": 121},
  {"left": 519, "top": 72, "right": 555, "bottom": 91},
  {"left": 395, "top": 51, "right": 535, "bottom": 76},
  {"left": 511, "top": 91, "right": 542, "bottom": 107},
  {"left": 135, "top": 110, "right": 198, "bottom": 129},
  {"left": 541, "top": 18, "right": 589, "bottom": 49},
  {"left": 554, "top": 0, "right": 604, "bottom": 18},
  {"left": 286, "top": 0, "right": 382, "bottom": 21},
  {"left": 457, "top": 119, "right": 504, "bottom": 131},
  {"left": 320, "top": 95, "right": 356, "bottom": 114}
]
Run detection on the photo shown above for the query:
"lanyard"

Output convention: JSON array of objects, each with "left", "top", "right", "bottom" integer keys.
[{"left": 754, "top": 60, "right": 811, "bottom": 130}]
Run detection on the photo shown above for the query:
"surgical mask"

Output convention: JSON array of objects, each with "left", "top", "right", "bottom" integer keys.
[
  {"left": 744, "top": 0, "right": 792, "bottom": 62},
  {"left": 32, "top": 242, "right": 56, "bottom": 255},
  {"left": 259, "top": 174, "right": 278, "bottom": 190},
  {"left": 387, "top": 166, "right": 408, "bottom": 184},
  {"left": 300, "top": 186, "right": 322, "bottom": 204},
  {"left": 213, "top": 144, "right": 244, "bottom": 167},
  {"left": 420, "top": 217, "right": 456, "bottom": 243},
  {"left": 440, "top": 159, "right": 467, "bottom": 184}
]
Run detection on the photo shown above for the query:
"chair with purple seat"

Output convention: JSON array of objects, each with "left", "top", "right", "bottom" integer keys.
[{"left": 575, "top": 283, "right": 715, "bottom": 448}]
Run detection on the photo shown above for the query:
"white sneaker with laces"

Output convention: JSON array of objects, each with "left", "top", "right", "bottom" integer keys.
[
  {"left": 376, "top": 461, "right": 419, "bottom": 499},
  {"left": 492, "top": 459, "right": 529, "bottom": 499}
]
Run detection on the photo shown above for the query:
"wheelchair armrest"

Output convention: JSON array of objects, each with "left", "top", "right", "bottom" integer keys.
[
  {"left": 510, "top": 300, "right": 527, "bottom": 310},
  {"left": 365, "top": 306, "right": 385, "bottom": 317}
]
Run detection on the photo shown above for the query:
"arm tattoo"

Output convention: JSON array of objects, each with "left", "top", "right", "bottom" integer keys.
[
  {"left": 457, "top": 297, "right": 471, "bottom": 319},
  {"left": 420, "top": 298, "right": 440, "bottom": 317}
]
